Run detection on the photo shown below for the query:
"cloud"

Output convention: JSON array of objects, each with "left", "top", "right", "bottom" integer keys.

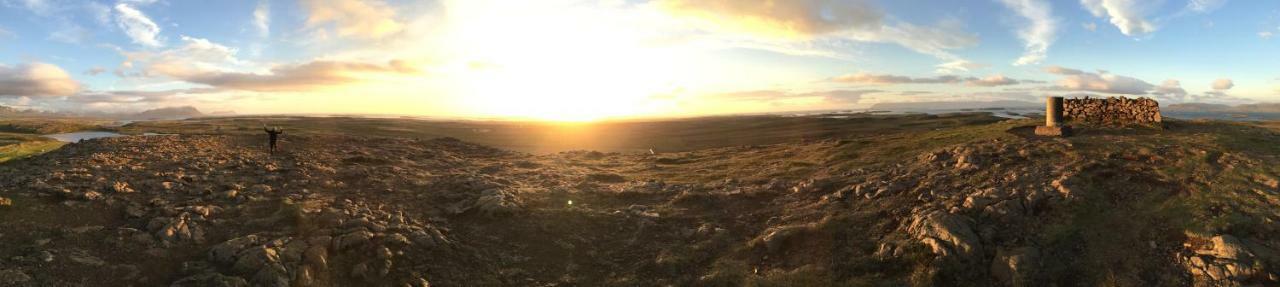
[
  {"left": 84, "top": 67, "right": 107, "bottom": 76},
  {"left": 0, "top": 26, "right": 13, "bottom": 39},
  {"left": 114, "top": 3, "right": 163, "bottom": 47},
  {"left": 1080, "top": 0, "right": 1158, "bottom": 36},
  {"left": 1153, "top": 79, "right": 1187, "bottom": 96},
  {"left": 117, "top": 36, "right": 420, "bottom": 92},
  {"left": 829, "top": 73, "right": 1032, "bottom": 86},
  {"left": 715, "top": 89, "right": 882, "bottom": 105},
  {"left": 1212, "top": 78, "right": 1234, "bottom": 90},
  {"left": 119, "top": 36, "right": 246, "bottom": 79},
  {"left": 253, "top": 0, "right": 270, "bottom": 37},
  {"left": 180, "top": 60, "right": 421, "bottom": 92},
  {"left": 1081, "top": 0, "right": 1227, "bottom": 37},
  {"left": 69, "top": 88, "right": 223, "bottom": 104},
  {"left": 831, "top": 73, "right": 962, "bottom": 84},
  {"left": 655, "top": 0, "right": 979, "bottom": 73},
  {"left": 1150, "top": 79, "right": 1187, "bottom": 101},
  {"left": 1183, "top": 0, "right": 1227, "bottom": 14},
  {"left": 967, "top": 75, "right": 1023, "bottom": 86},
  {"left": 1044, "top": 66, "right": 1154, "bottom": 94},
  {"left": 998, "top": 0, "right": 1057, "bottom": 66},
  {"left": 1082, "top": 22, "right": 1098, "bottom": 31},
  {"left": 655, "top": 0, "right": 883, "bottom": 38},
  {"left": 0, "top": 62, "right": 82, "bottom": 97},
  {"left": 1043, "top": 65, "right": 1085, "bottom": 75},
  {"left": 301, "top": 0, "right": 403, "bottom": 39}
]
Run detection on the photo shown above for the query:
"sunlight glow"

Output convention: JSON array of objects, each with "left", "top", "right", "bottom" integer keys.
[{"left": 443, "top": 1, "right": 681, "bottom": 121}]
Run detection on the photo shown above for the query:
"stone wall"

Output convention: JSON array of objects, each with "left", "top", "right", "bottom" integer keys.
[{"left": 1063, "top": 96, "right": 1162, "bottom": 125}]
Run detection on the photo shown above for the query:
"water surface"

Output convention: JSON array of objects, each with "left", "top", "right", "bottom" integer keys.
[{"left": 43, "top": 131, "right": 124, "bottom": 142}]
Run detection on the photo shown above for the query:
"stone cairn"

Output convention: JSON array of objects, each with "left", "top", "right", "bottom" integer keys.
[
  {"left": 1035, "top": 97, "right": 1072, "bottom": 137},
  {"left": 1062, "top": 96, "right": 1162, "bottom": 126}
]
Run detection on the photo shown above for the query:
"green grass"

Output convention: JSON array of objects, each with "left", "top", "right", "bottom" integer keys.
[{"left": 0, "top": 138, "right": 65, "bottom": 163}]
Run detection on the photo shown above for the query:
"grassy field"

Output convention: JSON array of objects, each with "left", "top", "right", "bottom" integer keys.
[{"left": 0, "top": 132, "right": 64, "bottom": 163}]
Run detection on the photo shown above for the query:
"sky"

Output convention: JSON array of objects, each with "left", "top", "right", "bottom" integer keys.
[{"left": 0, "top": 0, "right": 1278, "bottom": 121}]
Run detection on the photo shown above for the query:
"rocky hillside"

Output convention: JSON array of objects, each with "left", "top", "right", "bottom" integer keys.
[{"left": 0, "top": 117, "right": 1278, "bottom": 286}]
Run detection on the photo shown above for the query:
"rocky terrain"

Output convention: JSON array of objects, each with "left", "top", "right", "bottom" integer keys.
[{"left": 0, "top": 115, "right": 1279, "bottom": 286}]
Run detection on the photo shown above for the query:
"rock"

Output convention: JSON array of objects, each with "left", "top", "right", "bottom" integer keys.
[
  {"left": 962, "top": 195, "right": 993, "bottom": 210},
  {"left": 112, "top": 181, "right": 136, "bottom": 193},
  {"left": 81, "top": 191, "right": 105, "bottom": 201},
  {"left": 209, "top": 235, "right": 263, "bottom": 264},
  {"left": 304, "top": 245, "right": 329, "bottom": 270},
  {"left": 907, "top": 212, "right": 982, "bottom": 259},
  {"left": 232, "top": 246, "right": 281, "bottom": 274},
  {"left": 151, "top": 214, "right": 204, "bottom": 244},
  {"left": 991, "top": 247, "right": 1039, "bottom": 287},
  {"left": 36, "top": 251, "right": 54, "bottom": 262},
  {"left": 335, "top": 230, "right": 375, "bottom": 251},
  {"left": 171, "top": 271, "right": 249, "bottom": 287},
  {"left": 468, "top": 189, "right": 521, "bottom": 217},
  {"left": 67, "top": 252, "right": 107, "bottom": 266},
  {"left": 1254, "top": 174, "right": 1280, "bottom": 190},
  {"left": 1208, "top": 235, "right": 1252, "bottom": 261},
  {"left": 0, "top": 269, "right": 31, "bottom": 285}
]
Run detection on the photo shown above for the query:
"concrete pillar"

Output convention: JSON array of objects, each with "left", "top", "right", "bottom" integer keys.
[{"left": 1046, "top": 96, "right": 1064, "bottom": 127}]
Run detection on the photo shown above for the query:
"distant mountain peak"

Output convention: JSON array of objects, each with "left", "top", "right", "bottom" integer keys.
[{"left": 134, "top": 106, "right": 204, "bottom": 120}]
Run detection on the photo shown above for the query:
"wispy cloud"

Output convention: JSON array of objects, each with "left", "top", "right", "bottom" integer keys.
[
  {"left": 114, "top": 3, "right": 163, "bottom": 47},
  {"left": 253, "top": 0, "right": 271, "bottom": 37},
  {"left": 301, "top": 0, "right": 403, "bottom": 39},
  {"left": 655, "top": 0, "right": 980, "bottom": 73},
  {"left": 829, "top": 72, "right": 1036, "bottom": 86},
  {"left": 998, "top": 0, "right": 1057, "bottom": 66}
]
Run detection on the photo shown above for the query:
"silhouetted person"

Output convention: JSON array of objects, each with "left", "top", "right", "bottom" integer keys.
[{"left": 264, "top": 126, "right": 283, "bottom": 155}]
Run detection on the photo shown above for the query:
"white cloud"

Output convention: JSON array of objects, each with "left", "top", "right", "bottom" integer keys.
[
  {"left": 1184, "top": 0, "right": 1227, "bottom": 14},
  {"left": 114, "top": 3, "right": 163, "bottom": 47},
  {"left": 253, "top": 0, "right": 270, "bottom": 37},
  {"left": 1212, "top": 78, "right": 1234, "bottom": 90},
  {"left": 1080, "top": 0, "right": 1159, "bottom": 36},
  {"left": 1151, "top": 79, "right": 1187, "bottom": 100},
  {"left": 998, "top": 0, "right": 1057, "bottom": 66},
  {"left": 1044, "top": 66, "right": 1155, "bottom": 94},
  {"left": 0, "top": 62, "right": 82, "bottom": 97},
  {"left": 1260, "top": 31, "right": 1274, "bottom": 39}
]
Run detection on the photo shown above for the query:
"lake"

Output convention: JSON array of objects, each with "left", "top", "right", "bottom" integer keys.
[{"left": 43, "top": 131, "right": 125, "bottom": 142}]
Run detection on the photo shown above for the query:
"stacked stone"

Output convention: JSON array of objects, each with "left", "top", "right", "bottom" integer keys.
[{"left": 1062, "top": 96, "right": 1162, "bottom": 126}]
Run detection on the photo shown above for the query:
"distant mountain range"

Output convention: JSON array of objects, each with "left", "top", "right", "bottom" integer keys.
[
  {"left": 868, "top": 100, "right": 1042, "bottom": 111},
  {"left": 132, "top": 106, "right": 204, "bottom": 120},
  {"left": 1165, "top": 103, "right": 1280, "bottom": 113},
  {"left": 0, "top": 105, "right": 209, "bottom": 120}
]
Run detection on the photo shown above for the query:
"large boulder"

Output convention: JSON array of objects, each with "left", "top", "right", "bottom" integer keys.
[
  {"left": 991, "top": 247, "right": 1039, "bottom": 287},
  {"left": 908, "top": 211, "right": 982, "bottom": 260}
]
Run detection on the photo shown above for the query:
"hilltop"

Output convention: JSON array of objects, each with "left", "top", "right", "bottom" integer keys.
[
  {"left": 132, "top": 106, "right": 205, "bottom": 120},
  {"left": 0, "top": 114, "right": 1277, "bottom": 286}
]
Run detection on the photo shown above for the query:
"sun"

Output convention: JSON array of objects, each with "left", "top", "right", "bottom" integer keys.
[{"left": 441, "top": 0, "right": 680, "bottom": 122}]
